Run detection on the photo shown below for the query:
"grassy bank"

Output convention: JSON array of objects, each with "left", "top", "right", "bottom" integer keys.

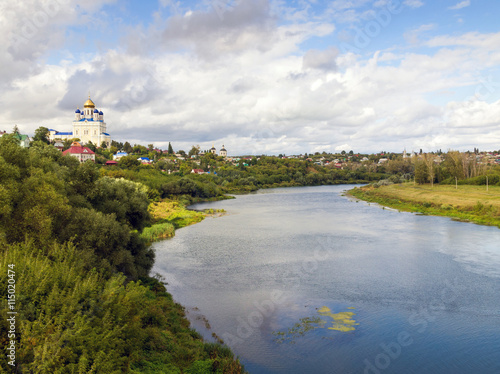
[
  {"left": 349, "top": 183, "right": 500, "bottom": 228},
  {"left": 140, "top": 200, "right": 223, "bottom": 243}
]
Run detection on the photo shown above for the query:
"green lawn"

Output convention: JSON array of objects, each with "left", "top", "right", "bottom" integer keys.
[{"left": 349, "top": 183, "right": 500, "bottom": 228}]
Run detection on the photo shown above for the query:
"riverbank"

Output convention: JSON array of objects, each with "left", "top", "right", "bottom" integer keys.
[
  {"left": 141, "top": 199, "right": 226, "bottom": 243},
  {"left": 348, "top": 183, "right": 500, "bottom": 228}
]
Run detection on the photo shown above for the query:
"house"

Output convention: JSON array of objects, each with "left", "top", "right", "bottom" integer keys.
[
  {"left": 114, "top": 152, "right": 128, "bottom": 160},
  {"left": 105, "top": 160, "right": 118, "bottom": 166},
  {"left": 54, "top": 141, "right": 64, "bottom": 151},
  {"left": 62, "top": 142, "right": 95, "bottom": 163},
  {"left": 138, "top": 157, "right": 152, "bottom": 164},
  {"left": 191, "top": 169, "right": 205, "bottom": 174},
  {"left": 2, "top": 131, "right": 30, "bottom": 147},
  {"left": 12, "top": 133, "right": 31, "bottom": 148}
]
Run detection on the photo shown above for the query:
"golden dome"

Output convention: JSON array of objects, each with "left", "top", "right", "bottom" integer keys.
[{"left": 84, "top": 96, "right": 95, "bottom": 108}]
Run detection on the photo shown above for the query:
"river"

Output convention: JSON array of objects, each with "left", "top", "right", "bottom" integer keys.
[{"left": 152, "top": 185, "right": 500, "bottom": 374}]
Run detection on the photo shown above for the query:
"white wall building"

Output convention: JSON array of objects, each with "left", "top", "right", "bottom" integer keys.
[
  {"left": 48, "top": 96, "right": 111, "bottom": 147},
  {"left": 219, "top": 145, "right": 227, "bottom": 157}
]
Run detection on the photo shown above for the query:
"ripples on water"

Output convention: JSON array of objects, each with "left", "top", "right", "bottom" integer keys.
[{"left": 152, "top": 185, "right": 500, "bottom": 374}]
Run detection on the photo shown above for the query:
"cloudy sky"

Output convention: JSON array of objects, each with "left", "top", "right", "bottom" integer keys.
[{"left": 2, "top": 0, "right": 500, "bottom": 155}]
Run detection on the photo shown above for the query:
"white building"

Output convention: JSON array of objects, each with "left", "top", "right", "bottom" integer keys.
[
  {"left": 219, "top": 145, "right": 227, "bottom": 157},
  {"left": 114, "top": 152, "right": 128, "bottom": 160},
  {"left": 48, "top": 96, "right": 111, "bottom": 147}
]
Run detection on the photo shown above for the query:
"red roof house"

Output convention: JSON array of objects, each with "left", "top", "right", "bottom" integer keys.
[{"left": 62, "top": 142, "right": 95, "bottom": 163}]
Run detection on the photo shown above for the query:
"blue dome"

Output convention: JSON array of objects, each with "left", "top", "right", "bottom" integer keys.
[
  {"left": 94, "top": 109, "right": 99, "bottom": 113},
  {"left": 75, "top": 108, "right": 81, "bottom": 113},
  {"left": 99, "top": 111, "right": 103, "bottom": 115}
]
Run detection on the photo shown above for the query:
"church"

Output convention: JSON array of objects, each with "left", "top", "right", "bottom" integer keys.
[{"left": 48, "top": 96, "right": 111, "bottom": 147}]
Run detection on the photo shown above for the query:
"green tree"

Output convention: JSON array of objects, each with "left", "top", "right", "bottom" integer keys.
[
  {"left": 111, "top": 140, "right": 123, "bottom": 150},
  {"left": 88, "top": 177, "right": 151, "bottom": 231},
  {"left": 118, "top": 155, "right": 141, "bottom": 169},
  {"left": 188, "top": 145, "right": 200, "bottom": 157},
  {"left": 414, "top": 160, "right": 428, "bottom": 184},
  {"left": 32, "top": 126, "right": 50, "bottom": 144},
  {"left": 123, "top": 141, "right": 133, "bottom": 154},
  {"left": 85, "top": 141, "right": 97, "bottom": 152},
  {"left": 168, "top": 142, "right": 174, "bottom": 155}
]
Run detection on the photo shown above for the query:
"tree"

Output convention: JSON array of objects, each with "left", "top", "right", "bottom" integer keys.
[
  {"left": 133, "top": 144, "right": 147, "bottom": 155},
  {"left": 85, "top": 141, "right": 97, "bottom": 152},
  {"left": 111, "top": 140, "right": 123, "bottom": 151},
  {"left": 188, "top": 145, "right": 200, "bottom": 157},
  {"left": 414, "top": 160, "right": 428, "bottom": 184},
  {"left": 118, "top": 155, "right": 140, "bottom": 169},
  {"left": 32, "top": 126, "right": 50, "bottom": 144},
  {"left": 87, "top": 177, "right": 150, "bottom": 231},
  {"left": 167, "top": 142, "right": 174, "bottom": 155},
  {"left": 123, "top": 141, "right": 133, "bottom": 154},
  {"left": 101, "top": 141, "right": 108, "bottom": 149},
  {"left": 422, "top": 153, "right": 436, "bottom": 187},
  {"left": 12, "top": 125, "right": 20, "bottom": 134}
]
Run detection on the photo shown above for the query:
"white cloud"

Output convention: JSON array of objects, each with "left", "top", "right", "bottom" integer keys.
[
  {"left": 403, "top": 0, "right": 424, "bottom": 9},
  {"left": 303, "top": 47, "right": 339, "bottom": 71},
  {"left": 404, "top": 23, "right": 436, "bottom": 44},
  {"left": 1, "top": 1, "right": 500, "bottom": 154},
  {"left": 448, "top": 1, "right": 471, "bottom": 10}
]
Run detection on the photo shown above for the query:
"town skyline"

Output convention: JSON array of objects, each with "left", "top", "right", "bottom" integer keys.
[{"left": 2, "top": 0, "right": 500, "bottom": 155}]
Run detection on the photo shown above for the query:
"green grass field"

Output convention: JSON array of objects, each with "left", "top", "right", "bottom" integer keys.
[{"left": 349, "top": 183, "right": 500, "bottom": 228}]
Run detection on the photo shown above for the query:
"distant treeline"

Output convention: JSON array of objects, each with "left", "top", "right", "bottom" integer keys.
[{"left": 102, "top": 155, "right": 388, "bottom": 201}]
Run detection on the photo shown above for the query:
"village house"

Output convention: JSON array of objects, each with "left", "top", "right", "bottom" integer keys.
[{"left": 62, "top": 142, "right": 95, "bottom": 163}]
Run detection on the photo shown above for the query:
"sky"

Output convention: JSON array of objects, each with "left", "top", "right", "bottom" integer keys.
[{"left": 1, "top": 0, "right": 500, "bottom": 155}]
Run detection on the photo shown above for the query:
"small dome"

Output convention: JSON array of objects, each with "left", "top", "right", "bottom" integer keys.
[
  {"left": 99, "top": 111, "right": 103, "bottom": 115},
  {"left": 94, "top": 109, "right": 99, "bottom": 113},
  {"left": 71, "top": 141, "right": 81, "bottom": 147},
  {"left": 75, "top": 108, "right": 81, "bottom": 113}
]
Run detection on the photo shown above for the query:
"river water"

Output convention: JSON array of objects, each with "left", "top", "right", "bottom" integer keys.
[{"left": 152, "top": 185, "right": 500, "bottom": 374}]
